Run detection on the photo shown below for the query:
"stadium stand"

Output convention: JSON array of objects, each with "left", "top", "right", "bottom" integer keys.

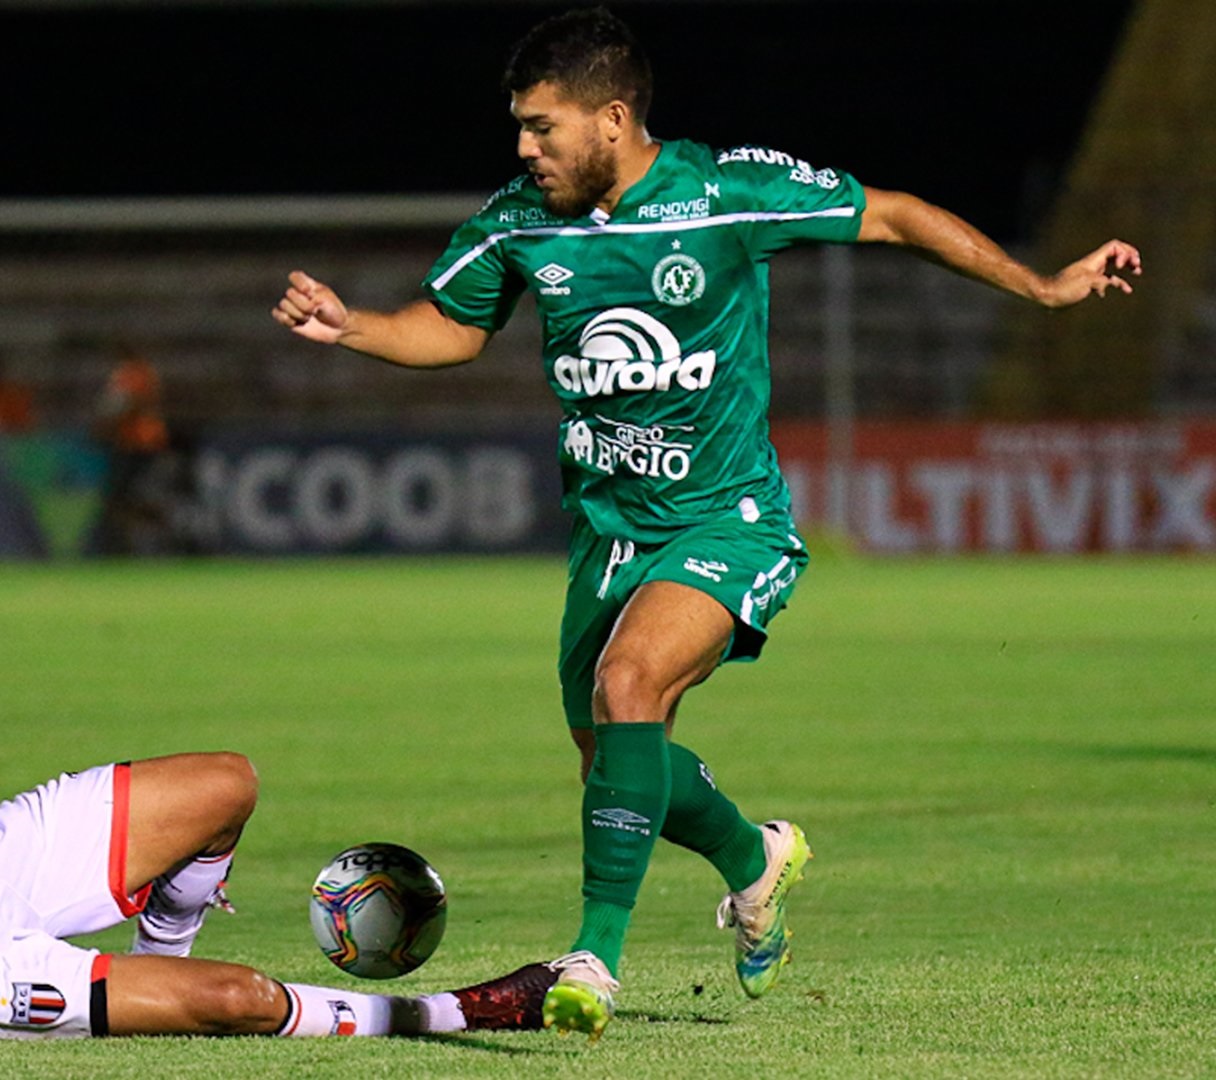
[{"left": 0, "top": 226, "right": 1023, "bottom": 432}]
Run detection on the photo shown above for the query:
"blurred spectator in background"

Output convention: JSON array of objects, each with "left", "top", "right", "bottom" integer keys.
[
  {"left": 0, "top": 364, "right": 45, "bottom": 558},
  {"left": 0, "top": 358, "right": 37, "bottom": 433},
  {"left": 91, "top": 345, "right": 174, "bottom": 555}
]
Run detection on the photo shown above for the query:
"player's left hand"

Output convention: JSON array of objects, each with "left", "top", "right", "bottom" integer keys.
[{"left": 1039, "top": 239, "right": 1143, "bottom": 308}]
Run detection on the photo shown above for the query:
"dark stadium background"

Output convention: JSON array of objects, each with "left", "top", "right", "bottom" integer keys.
[
  {"left": 7, "top": 0, "right": 1212, "bottom": 560},
  {"left": 6, "top": 0, "right": 1134, "bottom": 242}
]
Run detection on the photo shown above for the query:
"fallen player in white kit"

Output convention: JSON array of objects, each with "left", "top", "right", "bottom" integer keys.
[{"left": 0, "top": 751, "right": 561, "bottom": 1038}]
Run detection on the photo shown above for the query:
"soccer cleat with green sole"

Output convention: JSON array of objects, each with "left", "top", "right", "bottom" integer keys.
[
  {"left": 541, "top": 950, "right": 618, "bottom": 1042},
  {"left": 715, "top": 820, "right": 811, "bottom": 998}
]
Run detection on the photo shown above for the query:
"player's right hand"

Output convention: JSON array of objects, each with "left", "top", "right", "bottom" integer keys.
[{"left": 272, "top": 271, "right": 349, "bottom": 344}]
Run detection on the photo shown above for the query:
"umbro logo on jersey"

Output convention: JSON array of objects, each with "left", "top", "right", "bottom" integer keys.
[
  {"left": 535, "top": 262, "right": 574, "bottom": 296},
  {"left": 535, "top": 262, "right": 573, "bottom": 285}
]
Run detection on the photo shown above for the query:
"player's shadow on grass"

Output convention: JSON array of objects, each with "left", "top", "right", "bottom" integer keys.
[
  {"left": 618, "top": 1008, "right": 731, "bottom": 1025},
  {"left": 1063, "top": 743, "right": 1216, "bottom": 763},
  {"left": 419, "top": 1010, "right": 732, "bottom": 1055},
  {"left": 420, "top": 1033, "right": 548, "bottom": 1055}
]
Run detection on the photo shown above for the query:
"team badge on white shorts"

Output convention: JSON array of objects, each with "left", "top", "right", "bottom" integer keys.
[{"left": 7, "top": 983, "right": 66, "bottom": 1027}]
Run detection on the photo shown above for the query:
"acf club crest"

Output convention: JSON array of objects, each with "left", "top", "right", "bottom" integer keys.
[{"left": 652, "top": 253, "right": 705, "bottom": 306}]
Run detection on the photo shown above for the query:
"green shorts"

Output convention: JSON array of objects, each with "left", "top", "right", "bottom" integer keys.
[{"left": 558, "top": 505, "right": 809, "bottom": 728}]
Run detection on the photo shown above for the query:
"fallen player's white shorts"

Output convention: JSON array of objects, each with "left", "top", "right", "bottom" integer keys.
[{"left": 0, "top": 763, "right": 150, "bottom": 1038}]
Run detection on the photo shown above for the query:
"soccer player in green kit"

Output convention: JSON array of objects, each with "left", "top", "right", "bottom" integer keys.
[{"left": 274, "top": 7, "right": 1141, "bottom": 1041}]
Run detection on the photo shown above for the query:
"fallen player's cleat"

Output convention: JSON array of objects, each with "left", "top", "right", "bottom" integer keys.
[
  {"left": 716, "top": 820, "right": 811, "bottom": 998},
  {"left": 207, "top": 883, "right": 237, "bottom": 914},
  {"left": 453, "top": 960, "right": 563, "bottom": 1030}
]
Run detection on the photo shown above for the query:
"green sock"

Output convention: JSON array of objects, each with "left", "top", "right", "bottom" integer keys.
[
  {"left": 571, "top": 722, "right": 670, "bottom": 977},
  {"left": 661, "top": 742, "right": 767, "bottom": 893}
]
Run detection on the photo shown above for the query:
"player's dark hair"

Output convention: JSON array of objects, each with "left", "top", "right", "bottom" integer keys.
[{"left": 503, "top": 6, "right": 653, "bottom": 122}]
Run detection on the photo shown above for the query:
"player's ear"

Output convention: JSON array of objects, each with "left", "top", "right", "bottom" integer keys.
[{"left": 601, "top": 99, "right": 630, "bottom": 141}]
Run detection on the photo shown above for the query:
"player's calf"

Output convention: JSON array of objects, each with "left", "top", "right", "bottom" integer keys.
[{"left": 103, "top": 956, "right": 285, "bottom": 1035}]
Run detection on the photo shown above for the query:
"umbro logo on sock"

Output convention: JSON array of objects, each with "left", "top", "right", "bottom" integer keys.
[{"left": 591, "top": 808, "right": 652, "bottom": 835}]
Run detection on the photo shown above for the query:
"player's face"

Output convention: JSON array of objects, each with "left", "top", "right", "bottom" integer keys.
[{"left": 511, "top": 81, "right": 618, "bottom": 218}]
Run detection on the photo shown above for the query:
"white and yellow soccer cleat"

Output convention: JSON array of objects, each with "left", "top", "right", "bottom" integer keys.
[
  {"left": 716, "top": 820, "right": 811, "bottom": 998},
  {"left": 541, "top": 950, "right": 619, "bottom": 1042}
]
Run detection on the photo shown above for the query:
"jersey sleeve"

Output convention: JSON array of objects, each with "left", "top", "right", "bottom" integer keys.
[
  {"left": 422, "top": 209, "right": 526, "bottom": 333},
  {"left": 715, "top": 146, "right": 866, "bottom": 260}
]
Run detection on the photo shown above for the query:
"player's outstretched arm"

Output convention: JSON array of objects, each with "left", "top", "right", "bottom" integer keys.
[
  {"left": 272, "top": 270, "right": 490, "bottom": 368},
  {"left": 857, "top": 187, "right": 1142, "bottom": 309}
]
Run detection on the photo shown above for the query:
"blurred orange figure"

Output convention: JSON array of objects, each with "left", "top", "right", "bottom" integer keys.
[
  {"left": 0, "top": 382, "right": 36, "bottom": 433},
  {"left": 92, "top": 348, "right": 173, "bottom": 554},
  {"left": 95, "top": 351, "right": 169, "bottom": 454}
]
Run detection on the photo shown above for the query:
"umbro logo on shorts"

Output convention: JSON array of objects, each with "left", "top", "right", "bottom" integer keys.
[{"left": 683, "top": 557, "right": 729, "bottom": 583}]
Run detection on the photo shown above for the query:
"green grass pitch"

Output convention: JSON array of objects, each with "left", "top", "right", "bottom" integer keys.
[{"left": 1, "top": 554, "right": 1213, "bottom": 1078}]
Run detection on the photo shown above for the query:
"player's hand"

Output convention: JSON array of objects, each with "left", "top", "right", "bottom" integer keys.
[
  {"left": 272, "top": 271, "right": 350, "bottom": 343},
  {"left": 1038, "top": 240, "right": 1143, "bottom": 308}
]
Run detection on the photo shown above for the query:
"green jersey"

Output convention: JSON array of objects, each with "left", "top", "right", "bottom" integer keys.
[{"left": 423, "top": 138, "right": 865, "bottom": 542}]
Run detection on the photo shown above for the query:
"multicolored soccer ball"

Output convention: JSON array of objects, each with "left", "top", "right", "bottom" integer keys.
[{"left": 309, "top": 842, "right": 447, "bottom": 979}]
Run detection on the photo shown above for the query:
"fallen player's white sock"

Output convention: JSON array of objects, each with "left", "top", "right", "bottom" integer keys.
[
  {"left": 276, "top": 982, "right": 466, "bottom": 1036},
  {"left": 131, "top": 850, "right": 233, "bottom": 957}
]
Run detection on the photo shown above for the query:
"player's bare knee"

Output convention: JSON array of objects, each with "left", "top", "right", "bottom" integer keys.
[
  {"left": 214, "top": 752, "right": 259, "bottom": 819},
  {"left": 201, "top": 753, "right": 258, "bottom": 849},
  {"left": 593, "top": 653, "right": 666, "bottom": 722},
  {"left": 194, "top": 966, "right": 283, "bottom": 1035}
]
